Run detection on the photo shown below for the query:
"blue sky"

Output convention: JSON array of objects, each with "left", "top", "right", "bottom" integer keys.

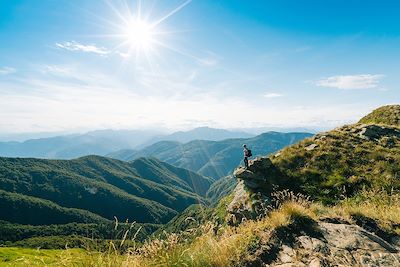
[{"left": 0, "top": 0, "right": 399, "bottom": 134}]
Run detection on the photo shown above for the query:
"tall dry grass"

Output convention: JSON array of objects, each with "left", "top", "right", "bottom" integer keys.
[{"left": 6, "top": 189, "right": 399, "bottom": 266}]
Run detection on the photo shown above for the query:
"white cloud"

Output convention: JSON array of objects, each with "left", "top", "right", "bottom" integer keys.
[
  {"left": 314, "top": 74, "right": 385, "bottom": 90},
  {"left": 0, "top": 71, "right": 371, "bottom": 133},
  {"left": 0, "top": 67, "right": 16, "bottom": 75},
  {"left": 263, "top": 92, "right": 283, "bottom": 98},
  {"left": 56, "top": 41, "right": 110, "bottom": 55},
  {"left": 0, "top": 63, "right": 377, "bottom": 133}
]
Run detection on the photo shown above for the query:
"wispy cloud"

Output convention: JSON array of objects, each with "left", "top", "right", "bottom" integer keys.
[
  {"left": 56, "top": 41, "right": 110, "bottom": 55},
  {"left": 314, "top": 74, "right": 385, "bottom": 90},
  {"left": 263, "top": 92, "right": 283, "bottom": 98},
  {"left": 0, "top": 67, "right": 16, "bottom": 75},
  {"left": 196, "top": 51, "right": 221, "bottom": 67}
]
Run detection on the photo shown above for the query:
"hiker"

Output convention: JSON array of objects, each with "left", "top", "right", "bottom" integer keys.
[{"left": 243, "top": 144, "right": 252, "bottom": 168}]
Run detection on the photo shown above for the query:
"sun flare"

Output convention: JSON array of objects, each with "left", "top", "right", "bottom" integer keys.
[
  {"left": 101, "top": 0, "right": 192, "bottom": 62},
  {"left": 124, "top": 19, "right": 155, "bottom": 50}
]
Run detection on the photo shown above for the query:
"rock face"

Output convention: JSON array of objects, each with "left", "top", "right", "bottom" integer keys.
[
  {"left": 227, "top": 157, "right": 288, "bottom": 224},
  {"left": 269, "top": 222, "right": 400, "bottom": 267},
  {"left": 357, "top": 124, "right": 400, "bottom": 140},
  {"left": 233, "top": 156, "right": 289, "bottom": 190}
]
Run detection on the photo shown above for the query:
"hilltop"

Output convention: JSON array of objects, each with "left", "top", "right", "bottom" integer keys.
[
  {"left": 219, "top": 104, "right": 400, "bottom": 265},
  {"left": 227, "top": 105, "right": 400, "bottom": 220},
  {"left": 359, "top": 104, "right": 400, "bottom": 126}
]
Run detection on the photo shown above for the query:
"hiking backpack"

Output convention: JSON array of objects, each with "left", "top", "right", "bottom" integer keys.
[{"left": 247, "top": 149, "right": 252, "bottom": 157}]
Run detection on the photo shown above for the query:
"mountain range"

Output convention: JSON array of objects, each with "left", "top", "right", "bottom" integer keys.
[
  {"left": 108, "top": 132, "right": 313, "bottom": 180},
  {"left": 0, "top": 129, "right": 311, "bottom": 247},
  {"left": 0, "top": 127, "right": 254, "bottom": 159}
]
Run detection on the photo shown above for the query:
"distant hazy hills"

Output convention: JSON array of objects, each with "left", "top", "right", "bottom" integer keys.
[
  {"left": 108, "top": 132, "right": 313, "bottom": 180},
  {"left": 142, "top": 127, "right": 254, "bottom": 146},
  {"left": 0, "top": 156, "right": 213, "bottom": 225},
  {"left": 0, "top": 127, "right": 253, "bottom": 159},
  {"left": 0, "top": 129, "right": 159, "bottom": 159}
]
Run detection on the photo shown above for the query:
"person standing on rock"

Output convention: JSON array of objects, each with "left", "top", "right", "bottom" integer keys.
[{"left": 243, "top": 144, "right": 252, "bottom": 168}]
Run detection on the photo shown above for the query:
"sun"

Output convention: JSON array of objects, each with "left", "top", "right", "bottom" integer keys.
[
  {"left": 124, "top": 19, "right": 155, "bottom": 51},
  {"left": 99, "top": 0, "right": 192, "bottom": 62}
]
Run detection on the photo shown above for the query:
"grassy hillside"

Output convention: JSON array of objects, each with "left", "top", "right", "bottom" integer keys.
[
  {"left": 6, "top": 189, "right": 399, "bottom": 266},
  {"left": 108, "top": 132, "right": 312, "bottom": 180},
  {"left": 0, "top": 220, "right": 160, "bottom": 248},
  {"left": 359, "top": 105, "right": 400, "bottom": 126},
  {"left": 269, "top": 123, "right": 400, "bottom": 204}
]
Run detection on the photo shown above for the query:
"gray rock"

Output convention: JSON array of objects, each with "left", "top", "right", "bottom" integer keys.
[
  {"left": 357, "top": 124, "right": 400, "bottom": 140},
  {"left": 268, "top": 222, "right": 400, "bottom": 267},
  {"left": 305, "top": 143, "right": 318, "bottom": 151}
]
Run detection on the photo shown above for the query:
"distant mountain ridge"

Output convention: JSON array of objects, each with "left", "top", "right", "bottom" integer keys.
[
  {"left": 142, "top": 127, "right": 254, "bottom": 146},
  {"left": 0, "top": 127, "right": 253, "bottom": 159},
  {"left": 0, "top": 129, "right": 160, "bottom": 159},
  {"left": 108, "top": 131, "right": 313, "bottom": 180}
]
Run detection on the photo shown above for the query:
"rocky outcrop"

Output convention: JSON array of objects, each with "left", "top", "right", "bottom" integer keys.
[
  {"left": 269, "top": 222, "right": 400, "bottom": 266},
  {"left": 233, "top": 156, "right": 291, "bottom": 191},
  {"left": 227, "top": 157, "right": 288, "bottom": 224},
  {"left": 357, "top": 124, "right": 400, "bottom": 140}
]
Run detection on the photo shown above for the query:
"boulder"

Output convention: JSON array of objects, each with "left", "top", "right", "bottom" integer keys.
[
  {"left": 259, "top": 222, "right": 400, "bottom": 266},
  {"left": 357, "top": 124, "right": 400, "bottom": 140},
  {"left": 227, "top": 157, "right": 282, "bottom": 224}
]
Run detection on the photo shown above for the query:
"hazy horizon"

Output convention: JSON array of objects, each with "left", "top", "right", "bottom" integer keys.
[
  {"left": 1, "top": 0, "right": 399, "bottom": 134},
  {"left": 0, "top": 124, "right": 325, "bottom": 142}
]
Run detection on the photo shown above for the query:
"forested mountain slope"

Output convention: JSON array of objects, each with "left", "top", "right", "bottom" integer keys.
[{"left": 0, "top": 156, "right": 213, "bottom": 225}]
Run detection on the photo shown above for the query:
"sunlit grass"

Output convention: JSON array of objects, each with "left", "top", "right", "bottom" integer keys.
[
  {"left": 0, "top": 247, "right": 87, "bottom": 266},
  {"left": 2, "top": 189, "right": 399, "bottom": 266},
  {"left": 311, "top": 188, "right": 400, "bottom": 233}
]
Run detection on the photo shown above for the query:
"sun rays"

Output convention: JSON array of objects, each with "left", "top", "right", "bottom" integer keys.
[{"left": 97, "top": 0, "right": 193, "bottom": 67}]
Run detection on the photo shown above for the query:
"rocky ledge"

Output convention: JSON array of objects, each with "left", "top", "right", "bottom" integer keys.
[
  {"left": 250, "top": 221, "right": 400, "bottom": 267},
  {"left": 227, "top": 157, "right": 285, "bottom": 224}
]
